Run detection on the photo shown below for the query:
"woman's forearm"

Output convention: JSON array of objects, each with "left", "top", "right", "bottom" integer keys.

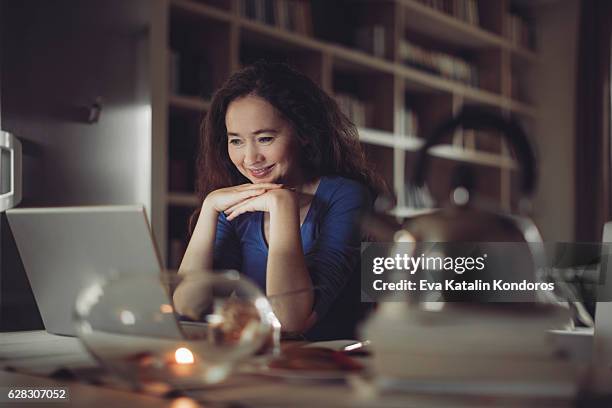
[
  {"left": 266, "top": 193, "right": 314, "bottom": 333},
  {"left": 178, "top": 203, "right": 218, "bottom": 273},
  {"left": 174, "top": 203, "right": 218, "bottom": 317}
]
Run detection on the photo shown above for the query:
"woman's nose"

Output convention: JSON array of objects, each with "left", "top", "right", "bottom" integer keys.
[{"left": 244, "top": 143, "right": 263, "bottom": 165}]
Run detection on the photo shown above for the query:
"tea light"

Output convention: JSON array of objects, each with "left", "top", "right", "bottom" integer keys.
[
  {"left": 170, "top": 397, "right": 200, "bottom": 408},
  {"left": 175, "top": 347, "right": 194, "bottom": 364},
  {"left": 170, "top": 347, "right": 196, "bottom": 377}
]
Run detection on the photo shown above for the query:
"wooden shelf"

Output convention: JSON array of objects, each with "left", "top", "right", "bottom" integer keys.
[
  {"left": 429, "top": 145, "right": 517, "bottom": 169},
  {"left": 170, "top": 0, "right": 536, "bottom": 117},
  {"left": 241, "top": 18, "right": 537, "bottom": 117},
  {"left": 400, "top": 0, "right": 504, "bottom": 47},
  {"left": 167, "top": 192, "right": 200, "bottom": 207},
  {"left": 509, "top": 44, "right": 538, "bottom": 64},
  {"left": 358, "top": 128, "right": 398, "bottom": 148},
  {"left": 398, "top": 0, "right": 537, "bottom": 63},
  {"left": 239, "top": 15, "right": 324, "bottom": 52},
  {"left": 358, "top": 128, "right": 422, "bottom": 150},
  {"left": 399, "top": 64, "right": 536, "bottom": 118},
  {"left": 169, "top": 94, "right": 211, "bottom": 112},
  {"left": 251, "top": 28, "right": 538, "bottom": 117},
  {"left": 358, "top": 127, "right": 516, "bottom": 169},
  {"left": 171, "top": 0, "right": 232, "bottom": 23},
  {"left": 389, "top": 206, "right": 437, "bottom": 218}
]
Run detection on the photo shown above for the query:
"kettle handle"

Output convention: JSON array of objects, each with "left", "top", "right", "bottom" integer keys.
[{"left": 412, "top": 108, "right": 536, "bottom": 196}]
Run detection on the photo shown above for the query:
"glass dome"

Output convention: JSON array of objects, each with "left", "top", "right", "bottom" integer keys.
[{"left": 74, "top": 270, "right": 280, "bottom": 392}]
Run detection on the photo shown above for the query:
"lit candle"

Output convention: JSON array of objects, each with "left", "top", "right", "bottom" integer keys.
[{"left": 169, "top": 347, "right": 196, "bottom": 377}]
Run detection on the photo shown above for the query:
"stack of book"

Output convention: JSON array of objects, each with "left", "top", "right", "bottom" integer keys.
[
  {"left": 417, "top": 0, "right": 480, "bottom": 26},
  {"left": 400, "top": 40, "right": 479, "bottom": 87},
  {"left": 353, "top": 25, "right": 386, "bottom": 59},
  {"left": 335, "top": 93, "right": 368, "bottom": 127},
  {"left": 405, "top": 183, "right": 435, "bottom": 209},
  {"left": 504, "top": 12, "right": 535, "bottom": 50},
  {"left": 237, "top": 0, "right": 313, "bottom": 36}
]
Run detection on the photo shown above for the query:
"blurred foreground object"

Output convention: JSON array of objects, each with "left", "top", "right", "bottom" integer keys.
[
  {"left": 361, "top": 108, "right": 580, "bottom": 396},
  {"left": 74, "top": 270, "right": 279, "bottom": 393}
]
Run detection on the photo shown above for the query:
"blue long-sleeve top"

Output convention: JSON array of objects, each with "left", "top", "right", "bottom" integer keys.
[{"left": 212, "top": 175, "right": 372, "bottom": 340}]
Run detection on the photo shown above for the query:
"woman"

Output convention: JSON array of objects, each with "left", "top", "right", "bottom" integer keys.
[{"left": 175, "top": 61, "right": 385, "bottom": 340}]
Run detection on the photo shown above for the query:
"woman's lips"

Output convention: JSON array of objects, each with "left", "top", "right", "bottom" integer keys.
[{"left": 248, "top": 164, "right": 275, "bottom": 178}]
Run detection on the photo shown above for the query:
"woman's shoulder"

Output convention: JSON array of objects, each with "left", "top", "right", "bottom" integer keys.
[
  {"left": 318, "top": 175, "right": 373, "bottom": 207},
  {"left": 320, "top": 175, "right": 370, "bottom": 194}
]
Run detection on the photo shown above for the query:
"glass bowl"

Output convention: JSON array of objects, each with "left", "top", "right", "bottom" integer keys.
[{"left": 73, "top": 270, "right": 280, "bottom": 392}]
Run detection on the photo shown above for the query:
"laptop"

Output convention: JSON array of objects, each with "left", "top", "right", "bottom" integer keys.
[{"left": 6, "top": 205, "right": 179, "bottom": 337}]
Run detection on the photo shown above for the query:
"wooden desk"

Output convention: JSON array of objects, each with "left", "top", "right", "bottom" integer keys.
[{"left": 1, "top": 331, "right": 575, "bottom": 407}]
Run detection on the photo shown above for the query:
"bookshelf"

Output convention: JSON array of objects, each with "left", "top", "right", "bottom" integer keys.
[{"left": 154, "top": 0, "right": 539, "bottom": 268}]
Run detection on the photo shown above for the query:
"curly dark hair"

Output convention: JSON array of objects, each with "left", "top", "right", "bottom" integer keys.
[{"left": 190, "top": 61, "right": 386, "bottom": 231}]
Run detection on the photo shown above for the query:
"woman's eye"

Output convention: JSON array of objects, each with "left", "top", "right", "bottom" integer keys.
[
  {"left": 228, "top": 139, "right": 243, "bottom": 146},
  {"left": 258, "top": 136, "right": 274, "bottom": 144}
]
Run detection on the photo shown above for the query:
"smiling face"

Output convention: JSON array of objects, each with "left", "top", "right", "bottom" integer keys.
[{"left": 225, "top": 95, "right": 302, "bottom": 185}]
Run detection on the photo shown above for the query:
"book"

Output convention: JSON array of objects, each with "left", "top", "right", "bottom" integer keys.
[
  {"left": 335, "top": 93, "right": 368, "bottom": 127},
  {"left": 504, "top": 11, "right": 535, "bottom": 50},
  {"left": 400, "top": 39, "right": 478, "bottom": 87},
  {"left": 354, "top": 25, "right": 386, "bottom": 58},
  {"left": 240, "top": 0, "right": 312, "bottom": 36},
  {"left": 264, "top": 0, "right": 275, "bottom": 25},
  {"left": 244, "top": 0, "right": 257, "bottom": 19},
  {"left": 275, "top": 0, "right": 288, "bottom": 30},
  {"left": 418, "top": 0, "right": 479, "bottom": 26},
  {"left": 255, "top": 0, "right": 266, "bottom": 23}
]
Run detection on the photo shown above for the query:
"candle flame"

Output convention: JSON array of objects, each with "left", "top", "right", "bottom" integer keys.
[
  {"left": 170, "top": 397, "right": 200, "bottom": 408},
  {"left": 175, "top": 347, "right": 194, "bottom": 364}
]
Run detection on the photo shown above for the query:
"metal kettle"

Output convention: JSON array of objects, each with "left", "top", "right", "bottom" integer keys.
[
  {"left": 362, "top": 108, "right": 546, "bottom": 302},
  {"left": 403, "top": 107, "right": 541, "bottom": 244}
]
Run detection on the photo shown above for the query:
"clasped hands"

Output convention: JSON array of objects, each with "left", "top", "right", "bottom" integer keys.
[{"left": 204, "top": 183, "right": 297, "bottom": 221}]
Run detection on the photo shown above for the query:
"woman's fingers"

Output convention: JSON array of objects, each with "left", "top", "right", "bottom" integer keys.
[
  {"left": 212, "top": 183, "right": 280, "bottom": 214},
  {"left": 221, "top": 185, "right": 277, "bottom": 211},
  {"left": 225, "top": 192, "right": 271, "bottom": 221},
  {"left": 225, "top": 200, "right": 251, "bottom": 221},
  {"left": 226, "top": 188, "right": 270, "bottom": 214},
  {"left": 218, "top": 189, "right": 266, "bottom": 213},
  {"left": 225, "top": 193, "right": 257, "bottom": 214},
  {"left": 242, "top": 188, "right": 267, "bottom": 197},
  {"left": 236, "top": 183, "right": 282, "bottom": 191}
]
